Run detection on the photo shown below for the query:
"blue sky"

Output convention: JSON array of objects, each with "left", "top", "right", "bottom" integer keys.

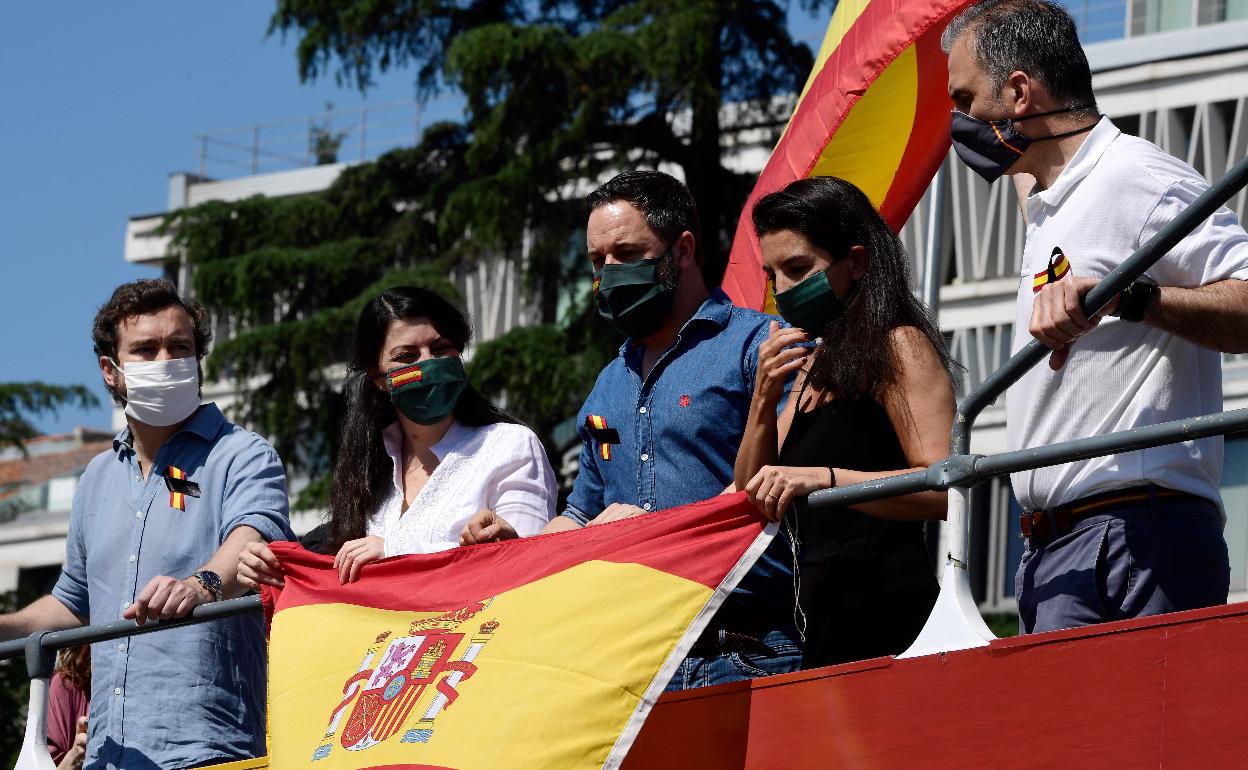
[
  {"left": 0, "top": 3, "right": 455, "bottom": 434},
  {"left": 1, "top": 2, "right": 826, "bottom": 435}
]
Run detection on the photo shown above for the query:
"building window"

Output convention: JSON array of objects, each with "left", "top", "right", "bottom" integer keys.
[{"left": 1220, "top": 435, "right": 1248, "bottom": 593}]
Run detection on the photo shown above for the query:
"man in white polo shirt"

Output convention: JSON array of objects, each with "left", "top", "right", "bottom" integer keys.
[{"left": 943, "top": 0, "right": 1248, "bottom": 633}]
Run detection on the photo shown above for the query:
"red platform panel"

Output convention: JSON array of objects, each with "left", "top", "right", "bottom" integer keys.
[{"left": 625, "top": 603, "right": 1248, "bottom": 769}]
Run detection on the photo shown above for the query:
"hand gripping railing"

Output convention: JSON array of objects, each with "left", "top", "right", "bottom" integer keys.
[
  {"left": 0, "top": 597, "right": 262, "bottom": 769},
  {"left": 1, "top": 155, "right": 1246, "bottom": 763},
  {"left": 805, "top": 151, "right": 1248, "bottom": 657}
]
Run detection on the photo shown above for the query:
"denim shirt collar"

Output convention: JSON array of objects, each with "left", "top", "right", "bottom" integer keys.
[
  {"left": 616, "top": 289, "right": 735, "bottom": 355},
  {"left": 112, "top": 403, "right": 225, "bottom": 454}
]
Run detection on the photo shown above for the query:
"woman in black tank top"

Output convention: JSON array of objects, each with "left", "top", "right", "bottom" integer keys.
[{"left": 733, "top": 178, "right": 959, "bottom": 669}]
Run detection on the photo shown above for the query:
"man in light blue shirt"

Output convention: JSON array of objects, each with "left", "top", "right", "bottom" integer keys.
[{"left": 0, "top": 279, "right": 295, "bottom": 769}]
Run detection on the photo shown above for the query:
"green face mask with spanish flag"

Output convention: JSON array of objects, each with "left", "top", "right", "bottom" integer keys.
[{"left": 384, "top": 356, "right": 468, "bottom": 425}]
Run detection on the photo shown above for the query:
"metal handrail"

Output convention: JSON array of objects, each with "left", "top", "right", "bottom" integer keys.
[
  {"left": 2, "top": 405, "right": 1246, "bottom": 667},
  {"left": 6, "top": 402, "right": 1248, "bottom": 666},
  {"left": 947, "top": 152, "right": 1248, "bottom": 456},
  {"left": 0, "top": 596, "right": 262, "bottom": 672}
]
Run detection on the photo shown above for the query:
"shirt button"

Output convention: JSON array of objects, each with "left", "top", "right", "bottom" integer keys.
[
  {"left": 129, "top": 554, "right": 137, "bottom": 562},
  {"left": 135, "top": 511, "right": 143, "bottom": 518},
  {"left": 114, "top": 687, "right": 122, "bottom": 696},
  {"left": 639, "top": 406, "right": 647, "bottom": 414},
  {"left": 135, "top": 476, "right": 141, "bottom": 482},
  {"left": 643, "top": 502, "right": 653, "bottom": 511},
  {"left": 640, "top": 453, "right": 649, "bottom": 462},
  {"left": 118, "top": 643, "right": 126, "bottom": 653}
]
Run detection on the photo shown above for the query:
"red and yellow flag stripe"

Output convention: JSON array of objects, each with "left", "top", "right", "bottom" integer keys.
[
  {"left": 387, "top": 363, "right": 424, "bottom": 389},
  {"left": 723, "top": 0, "right": 977, "bottom": 311},
  {"left": 1033, "top": 251, "right": 1071, "bottom": 292},
  {"left": 588, "top": 414, "right": 612, "bottom": 461},
  {"left": 168, "top": 465, "right": 186, "bottom": 511}
]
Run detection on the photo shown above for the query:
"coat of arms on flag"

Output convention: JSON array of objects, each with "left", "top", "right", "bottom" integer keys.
[
  {"left": 315, "top": 602, "right": 497, "bottom": 761},
  {"left": 262, "top": 492, "right": 774, "bottom": 769}
]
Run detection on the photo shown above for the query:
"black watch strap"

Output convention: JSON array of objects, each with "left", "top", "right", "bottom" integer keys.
[{"left": 1111, "top": 276, "right": 1159, "bottom": 323}]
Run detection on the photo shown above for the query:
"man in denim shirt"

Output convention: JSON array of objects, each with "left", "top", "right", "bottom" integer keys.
[
  {"left": 543, "top": 171, "right": 799, "bottom": 690},
  {"left": 0, "top": 279, "right": 295, "bottom": 769}
]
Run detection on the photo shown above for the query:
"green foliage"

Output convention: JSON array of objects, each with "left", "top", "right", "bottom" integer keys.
[
  {"left": 0, "top": 590, "right": 32, "bottom": 767},
  {"left": 0, "top": 383, "right": 99, "bottom": 453},
  {"left": 269, "top": 0, "right": 833, "bottom": 275},
  {"left": 165, "top": 136, "right": 468, "bottom": 482},
  {"left": 983, "top": 612, "right": 1020, "bottom": 638},
  {"left": 171, "top": 0, "right": 835, "bottom": 498},
  {"left": 468, "top": 313, "right": 618, "bottom": 446}
]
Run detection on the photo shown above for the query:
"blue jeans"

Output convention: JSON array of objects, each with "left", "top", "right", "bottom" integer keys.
[
  {"left": 1016, "top": 489, "right": 1230, "bottom": 634},
  {"left": 664, "top": 627, "right": 802, "bottom": 692}
]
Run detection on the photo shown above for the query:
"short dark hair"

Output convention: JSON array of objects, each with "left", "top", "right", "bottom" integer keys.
[
  {"left": 942, "top": 0, "right": 1097, "bottom": 113},
  {"left": 92, "top": 279, "right": 212, "bottom": 406},
  {"left": 92, "top": 278, "right": 211, "bottom": 363},
  {"left": 586, "top": 170, "right": 704, "bottom": 268}
]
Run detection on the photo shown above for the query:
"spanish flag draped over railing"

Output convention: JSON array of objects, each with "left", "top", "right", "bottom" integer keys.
[
  {"left": 260, "top": 493, "right": 773, "bottom": 769},
  {"left": 722, "top": 0, "right": 976, "bottom": 311}
]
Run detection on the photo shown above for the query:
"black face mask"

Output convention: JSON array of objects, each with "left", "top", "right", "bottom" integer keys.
[{"left": 950, "top": 105, "right": 1098, "bottom": 182}]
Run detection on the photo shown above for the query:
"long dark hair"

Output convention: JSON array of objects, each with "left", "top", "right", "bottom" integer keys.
[
  {"left": 752, "top": 177, "right": 956, "bottom": 403},
  {"left": 328, "top": 286, "right": 519, "bottom": 549}
]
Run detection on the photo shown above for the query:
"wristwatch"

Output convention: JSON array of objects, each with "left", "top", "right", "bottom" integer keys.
[
  {"left": 1110, "top": 275, "right": 1159, "bottom": 323},
  {"left": 190, "top": 570, "right": 223, "bottom": 603}
]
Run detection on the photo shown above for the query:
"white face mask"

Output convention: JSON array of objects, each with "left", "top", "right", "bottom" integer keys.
[{"left": 110, "top": 357, "right": 202, "bottom": 427}]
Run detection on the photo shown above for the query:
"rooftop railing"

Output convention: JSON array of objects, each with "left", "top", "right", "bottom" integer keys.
[
  {"left": 191, "top": 97, "right": 461, "bottom": 179},
  {"left": 4, "top": 152, "right": 1247, "bottom": 767}
]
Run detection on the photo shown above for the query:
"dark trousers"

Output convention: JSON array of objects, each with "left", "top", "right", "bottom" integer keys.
[
  {"left": 1017, "top": 489, "right": 1230, "bottom": 634},
  {"left": 798, "top": 526, "right": 938, "bottom": 669}
]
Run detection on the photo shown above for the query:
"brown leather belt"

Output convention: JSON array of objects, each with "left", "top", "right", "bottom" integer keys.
[
  {"left": 1020, "top": 486, "right": 1194, "bottom": 539},
  {"left": 688, "top": 630, "right": 775, "bottom": 658}
]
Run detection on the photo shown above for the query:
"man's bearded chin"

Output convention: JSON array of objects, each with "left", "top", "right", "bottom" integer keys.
[{"left": 107, "top": 378, "right": 128, "bottom": 408}]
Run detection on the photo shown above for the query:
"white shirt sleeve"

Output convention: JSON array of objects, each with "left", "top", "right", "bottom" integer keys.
[
  {"left": 1142, "top": 179, "right": 1248, "bottom": 288},
  {"left": 486, "top": 427, "right": 557, "bottom": 537}
]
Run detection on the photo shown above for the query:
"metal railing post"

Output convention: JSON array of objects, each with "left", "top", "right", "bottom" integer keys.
[
  {"left": 15, "top": 632, "right": 56, "bottom": 770},
  {"left": 900, "top": 152, "right": 1248, "bottom": 657},
  {"left": 922, "top": 163, "right": 946, "bottom": 316}
]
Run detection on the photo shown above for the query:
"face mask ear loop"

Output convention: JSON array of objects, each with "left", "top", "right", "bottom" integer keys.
[
  {"left": 1037, "top": 121, "right": 1101, "bottom": 142},
  {"left": 1008, "top": 104, "right": 1094, "bottom": 123}
]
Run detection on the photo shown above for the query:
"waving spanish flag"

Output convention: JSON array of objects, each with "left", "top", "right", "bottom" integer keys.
[
  {"left": 723, "top": 0, "right": 976, "bottom": 310},
  {"left": 261, "top": 493, "right": 773, "bottom": 769}
]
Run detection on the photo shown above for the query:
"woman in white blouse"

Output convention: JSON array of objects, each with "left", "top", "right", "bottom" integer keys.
[{"left": 238, "top": 287, "right": 556, "bottom": 587}]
